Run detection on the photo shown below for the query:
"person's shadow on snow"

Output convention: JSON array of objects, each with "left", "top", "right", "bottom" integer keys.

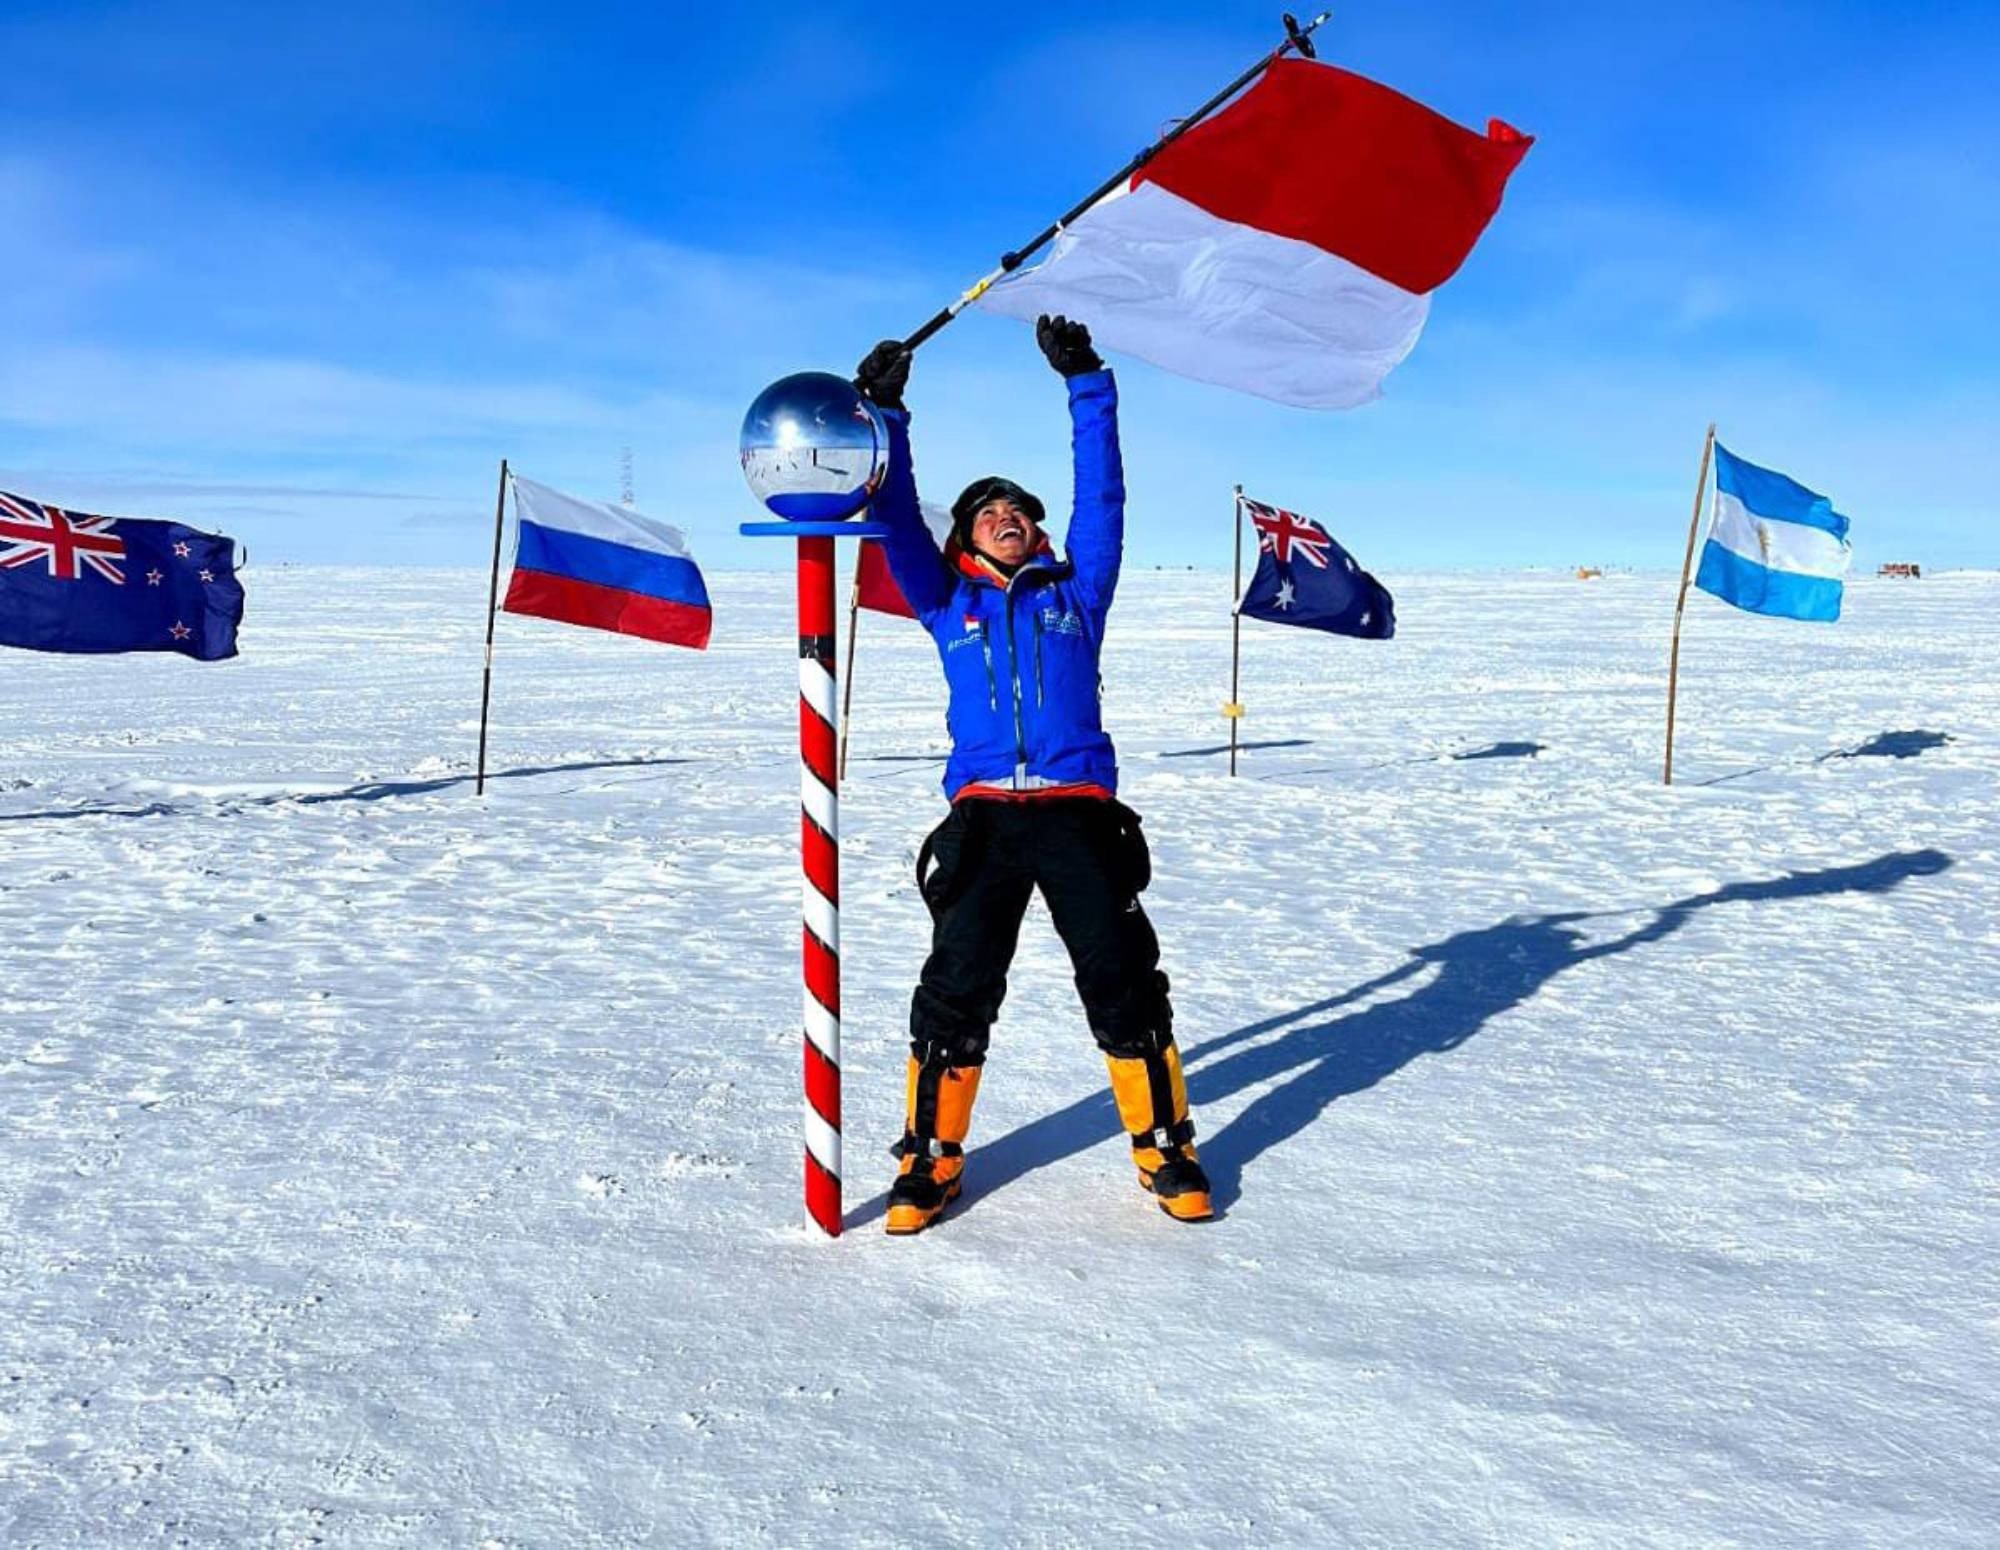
[{"left": 848, "top": 847, "right": 1952, "bottom": 1227}]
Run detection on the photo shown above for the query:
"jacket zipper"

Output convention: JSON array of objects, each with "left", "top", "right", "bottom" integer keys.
[
  {"left": 979, "top": 632, "right": 999, "bottom": 712},
  {"left": 1004, "top": 579, "right": 1029, "bottom": 782},
  {"left": 1032, "top": 607, "right": 1046, "bottom": 706}
]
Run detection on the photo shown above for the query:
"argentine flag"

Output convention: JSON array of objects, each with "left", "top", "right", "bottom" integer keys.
[{"left": 1694, "top": 444, "right": 1852, "bottom": 622}]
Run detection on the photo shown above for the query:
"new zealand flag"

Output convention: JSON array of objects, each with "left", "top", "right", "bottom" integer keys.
[
  {"left": 1237, "top": 495, "right": 1394, "bottom": 640},
  {"left": 0, "top": 490, "right": 243, "bottom": 660}
]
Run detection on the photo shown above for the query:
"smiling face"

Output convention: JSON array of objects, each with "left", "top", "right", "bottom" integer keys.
[{"left": 970, "top": 498, "right": 1039, "bottom": 568}]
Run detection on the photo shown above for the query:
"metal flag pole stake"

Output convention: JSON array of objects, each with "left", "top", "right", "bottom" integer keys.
[
  {"left": 897, "top": 11, "right": 1332, "bottom": 355},
  {"left": 1227, "top": 485, "right": 1247, "bottom": 776},
  {"left": 475, "top": 458, "right": 510, "bottom": 796},
  {"left": 1664, "top": 424, "right": 1718, "bottom": 786}
]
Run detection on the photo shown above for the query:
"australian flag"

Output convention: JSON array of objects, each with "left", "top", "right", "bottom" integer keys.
[
  {"left": 1237, "top": 496, "right": 1394, "bottom": 639},
  {"left": 0, "top": 489, "right": 243, "bottom": 660}
]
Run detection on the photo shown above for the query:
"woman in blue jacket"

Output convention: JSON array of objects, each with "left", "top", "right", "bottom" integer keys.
[{"left": 854, "top": 318, "right": 1212, "bottom": 1234}]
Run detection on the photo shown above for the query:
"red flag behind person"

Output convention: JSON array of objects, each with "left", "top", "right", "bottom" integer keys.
[
  {"left": 855, "top": 501, "right": 954, "bottom": 619},
  {"left": 855, "top": 539, "right": 914, "bottom": 618}
]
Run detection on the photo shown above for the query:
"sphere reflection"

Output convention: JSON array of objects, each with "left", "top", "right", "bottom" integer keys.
[{"left": 739, "top": 372, "right": 889, "bottom": 522}]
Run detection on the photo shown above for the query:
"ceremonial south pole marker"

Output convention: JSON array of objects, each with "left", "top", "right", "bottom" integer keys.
[
  {"left": 739, "top": 372, "right": 891, "bottom": 1238},
  {"left": 731, "top": 13, "right": 1339, "bottom": 1234}
]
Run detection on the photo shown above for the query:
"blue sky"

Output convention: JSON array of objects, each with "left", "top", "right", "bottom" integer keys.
[{"left": 2, "top": 0, "right": 1995, "bottom": 570}]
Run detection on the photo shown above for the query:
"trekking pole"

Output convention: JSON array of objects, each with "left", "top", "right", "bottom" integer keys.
[{"left": 897, "top": 11, "right": 1332, "bottom": 354}]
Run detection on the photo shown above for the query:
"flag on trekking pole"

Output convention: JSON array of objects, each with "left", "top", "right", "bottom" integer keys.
[
  {"left": 1238, "top": 496, "right": 1394, "bottom": 638},
  {"left": 1694, "top": 446, "right": 1852, "bottom": 622},
  {"left": 855, "top": 501, "right": 954, "bottom": 619},
  {"left": 978, "top": 58, "right": 1532, "bottom": 409},
  {"left": 503, "top": 476, "right": 712, "bottom": 648},
  {"left": 0, "top": 489, "right": 243, "bottom": 660}
]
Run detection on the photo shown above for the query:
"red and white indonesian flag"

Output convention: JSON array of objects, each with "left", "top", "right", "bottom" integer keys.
[
  {"left": 978, "top": 59, "right": 1533, "bottom": 409},
  {"left": 855, "top": 501, "right": 954, "bottom": 619}
]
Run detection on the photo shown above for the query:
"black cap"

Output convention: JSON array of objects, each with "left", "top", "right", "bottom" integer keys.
[{"left": 951, "top": 477, "right": 1045, "bottom": 545}]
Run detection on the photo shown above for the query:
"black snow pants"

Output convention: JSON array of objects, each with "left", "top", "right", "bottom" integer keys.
[{"left": 910, "top": 796, "right": 1173, "bottom": 1066}]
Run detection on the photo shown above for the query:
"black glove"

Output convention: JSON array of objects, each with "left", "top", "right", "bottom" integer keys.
[
  {"left": 853, "top": 339, "right": 911, "bottom": 411},
  {"left": 1035, "top": 314, "right": 1103, "bottom": 377}
]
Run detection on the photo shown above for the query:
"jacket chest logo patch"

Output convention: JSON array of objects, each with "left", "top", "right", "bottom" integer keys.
[
  {"left": 1038, "top": 606, "right": 1086, "bottom": 637},
  {"left": 947, "top": 614, "right": 986, "bottom": 652}
]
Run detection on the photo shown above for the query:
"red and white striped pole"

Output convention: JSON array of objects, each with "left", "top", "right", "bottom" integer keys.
[
  {"left": 739, "top": 372, "right": 889, "bottom": 1239},
  {"left": 796, "top": 536, "right": 843, "bottom": 1236}
]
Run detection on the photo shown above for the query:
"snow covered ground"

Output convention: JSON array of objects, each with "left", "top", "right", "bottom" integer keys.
[{"left": 3, "top": 567, "right": 1995, "bottom": 1548}]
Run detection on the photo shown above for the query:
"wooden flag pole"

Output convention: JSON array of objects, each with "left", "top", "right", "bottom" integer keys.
[
  {"left": 1226, "top": 485, "right": 1247, "bottom": 777},
  {"left": 475, "top": 458, "right": 510, "bottom": 796},
  {"left": 1663, "top": 424, "right": 1717, "bottom": 787},
  {"left": 838, "top": 550, "right": 863, "bottom": 781}
]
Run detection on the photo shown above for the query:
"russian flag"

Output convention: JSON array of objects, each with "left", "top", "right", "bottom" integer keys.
[
  {"left": 977, "top": 58, "right": 1532, "bottom": 409},
  {"left": 503, "top": 476, "right": 712, "bottom": 650}
]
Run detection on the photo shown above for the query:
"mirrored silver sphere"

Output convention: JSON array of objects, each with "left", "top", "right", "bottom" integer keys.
[{"left": 739, "top": 371, "right": 889, "bottom": 522}]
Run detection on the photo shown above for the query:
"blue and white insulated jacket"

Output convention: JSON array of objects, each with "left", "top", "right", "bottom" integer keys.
[{"left": 875, "top": 371, "right": 1125, "bottom": 801}]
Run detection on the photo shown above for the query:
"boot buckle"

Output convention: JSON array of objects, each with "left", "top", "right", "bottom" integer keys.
[
  {"left": 1128, "top": 1118, "right": 1196, "bottom": 1154},
  {"left": 889, "top": 1133, "right": 965, "bottom": 1162}
]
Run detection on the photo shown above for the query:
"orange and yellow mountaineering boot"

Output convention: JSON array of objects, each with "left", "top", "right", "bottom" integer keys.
[
  {"left": 885, "top": 1059, "right": 982, "bottom": 1235},
  {"left": 1105, "top": 1042, "right": 1213, "bottom": 1222}
]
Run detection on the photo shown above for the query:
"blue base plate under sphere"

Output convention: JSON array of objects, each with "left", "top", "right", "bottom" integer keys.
[{"left": 740, "top": 520, "right": 891, "bottom": 539}]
